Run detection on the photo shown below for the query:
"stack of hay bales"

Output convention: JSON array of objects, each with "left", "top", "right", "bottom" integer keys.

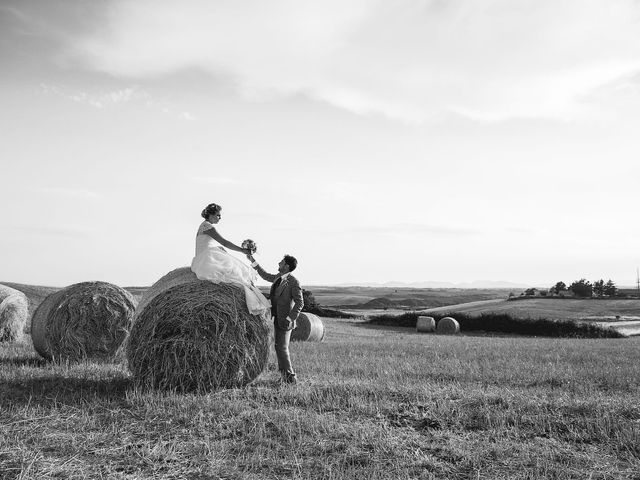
[
  {"left": 30, "top": 281, "right": 136, "bottom": 361},
  {"left": 416, "top": 316, "right": 436, "bottom": 333},
  {"left": 0, "top": 284, "right": 29, "bottom": 342},
  {"left": 291, "top": 312, "right": 324, "bottom": 342},
  {"left": 127, "top": 267, "right": 270, "bottom": 392},
  {"left": 436, "top": 316, "right": 460, "bottom": 334}
]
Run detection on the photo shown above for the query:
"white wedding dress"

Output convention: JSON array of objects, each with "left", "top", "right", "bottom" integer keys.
[{"left": 190, "top": 221, "right": 270, "bottom": 315}]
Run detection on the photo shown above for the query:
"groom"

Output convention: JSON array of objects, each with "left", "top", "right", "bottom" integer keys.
[{"left": 247, "top": 253, "right": 304, "bottom": 384}]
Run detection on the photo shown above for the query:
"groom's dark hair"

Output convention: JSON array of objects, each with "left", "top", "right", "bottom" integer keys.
[{"left": 283, "top": 255, "right": 298, "bottom": 272}]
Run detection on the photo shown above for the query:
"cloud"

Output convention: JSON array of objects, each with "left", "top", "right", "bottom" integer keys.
[
  {"left": 34, "top": 186, "right": 101, "bottom": 199},
  {"left": 0, "top": 225, "right": 96, "bottom": 239},
  {"left": 345, "top": 222, "right": 481, "bottom": 237},
  {"left": 60, "top": 0, "right": 640, "bottom": 122},
  {"left": 39, "top": 83, "right": 151, "bottom": 109},
  {"left": 37, "top": 82, "right": 197, "bottom": 120},
  {"left": 188, "top": 176, "right": 241, "bottom": 185}
]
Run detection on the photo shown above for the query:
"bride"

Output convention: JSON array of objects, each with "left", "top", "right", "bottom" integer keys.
[{"left": 191, "top": 202, "right": 270, "bottom": 315}]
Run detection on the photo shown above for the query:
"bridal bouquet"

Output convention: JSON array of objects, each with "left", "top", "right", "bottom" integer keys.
[{"left": 242, "top": 239, "right": 257, "bottom": 254}]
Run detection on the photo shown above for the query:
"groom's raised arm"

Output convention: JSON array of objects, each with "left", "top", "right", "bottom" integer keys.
[{"left": 248, "top": 256, "right": 278, "bottom": 283}]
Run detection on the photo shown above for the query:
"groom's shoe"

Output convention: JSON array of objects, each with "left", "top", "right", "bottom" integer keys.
[{"left": 280, "top": 370, "right": 297, "bottom": 385}]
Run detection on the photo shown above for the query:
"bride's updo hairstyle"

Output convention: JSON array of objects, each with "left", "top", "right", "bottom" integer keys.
[{"left": 201, "top": 203, "right": 221, "bottom": 219}]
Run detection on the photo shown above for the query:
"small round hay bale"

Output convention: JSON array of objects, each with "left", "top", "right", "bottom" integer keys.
[
  {"left": 437, "top": 316, "right": 460, "bottom": 335},
  {"left": 291, "top": 312, "right": 325, "bottom": 342},
  {"left": 416, "top": 316, "right": 436, "bottom": 333},
  {"left": 127, "top": 280, "right": 270, "bottom": 392},
  {"left": 30, "top": 281, "right": 136, "bottom": 361},
  {"left": 0, "top": 285, "right": 29, "bottom": 342}
]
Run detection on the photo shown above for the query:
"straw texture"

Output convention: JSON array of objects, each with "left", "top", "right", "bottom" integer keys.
[
  {"left": 437, "top": 316, "right": 460, "bottom": 334},
  {"left": 134, "top": 267, "right": 197, "bottom": 321},
  {"left": 291, "top": 312, "right": 325, "bottom": 342},
  {"left": 0, "top": 284, "right": 29, "bottom": 342},
  {"left": 127, "top": 272, "right": 270, "bottom": 392},
  {"left": 416, "top": 316, "right": 436, "bottom": 333},
  {"left": 30, "top": 281, "right": 136, "bottom": 361}
]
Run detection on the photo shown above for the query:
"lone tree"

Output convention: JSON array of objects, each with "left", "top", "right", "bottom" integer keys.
[
  {"left": 593, "top": 279, "right": 605, "bottom": 297},
  {"left": 301, "top": 289, "right": 319, "bottom": 312},
  {"left": 604, "top": 279, "right": 618, "bottom": 297},
  {"left": 550, "top": 281, "right": 567, "bottom": 295},
  {"left": 569, "top": 279, "right": 593, "bottom": 298}
]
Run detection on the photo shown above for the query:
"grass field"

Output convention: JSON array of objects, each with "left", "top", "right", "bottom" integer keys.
[
  {"left": 2, "top": 317, "right": 640, "bottom": 479},
  {"left": 423, "top": 298, "right": 640, "bottom": 320},
  {"left": 302, "top": 286, "right": 513, "bottom": 309}
]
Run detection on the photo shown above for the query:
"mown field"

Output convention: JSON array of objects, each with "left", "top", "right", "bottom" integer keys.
[
  {"left": 303, "top": 286, "right": 513, "bottom": 309},
  {"left": 423, "top": 298, "right": 640, "bottom": 320},
  {"left": 2, "top": 316, "right": 640, "bottom": 479}
]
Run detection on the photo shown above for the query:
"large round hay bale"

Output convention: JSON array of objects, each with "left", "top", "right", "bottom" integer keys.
[
  {"left": 30, "top": 281, "right": 136, "bottom": 361},
  {"left": 134, "top": 267, "right": 197, "bottom": 322},
  {"left": 0, "top": 285, "right": 29, "bottom": 342},
  {"left": 291, "top": 312, "right": 325, "bottom": 342},
  {"left": 437, "top": 316, "right": 460, "bottom": 334},
  {"left": 127, "top": 273, "right": 270, "bottom": 392},
  {"left": 416, "top": 316, "right": 435, "bottom": 333}
]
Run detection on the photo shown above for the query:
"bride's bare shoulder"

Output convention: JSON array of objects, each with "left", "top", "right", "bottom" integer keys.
[{"left": 198, "top": 221, "right": 216, "bottom": 234}]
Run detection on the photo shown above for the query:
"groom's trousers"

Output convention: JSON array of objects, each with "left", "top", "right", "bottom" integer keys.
[{"left": 274, "top": 322, "right": 294, "bottom": 376}]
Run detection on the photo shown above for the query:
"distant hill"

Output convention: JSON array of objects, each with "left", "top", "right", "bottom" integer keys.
[
  {"left": 329, "top": 287, "right": 512, "bottom": 310},
  {"left": 331, "top": 280, "right": 534, "bottom": 289}
]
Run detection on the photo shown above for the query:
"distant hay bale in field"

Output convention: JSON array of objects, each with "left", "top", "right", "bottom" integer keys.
[
  {"left": 0, "top": 285, "right": 29, "bottom": 342},
  {"left": 416, "top": 316, "right": 436, "bottom": 333},
  {"left": 30, "top": 281, "right": 136, "bottom": 361},
  {"left": 291, "top": 312, "right": 325, "bottom": 342},
  {"left": 127, "top": 269, "right": 270, "bottom": 392},
  {"left": 437, "top": 316, "right": 460, "bottom": 334}
]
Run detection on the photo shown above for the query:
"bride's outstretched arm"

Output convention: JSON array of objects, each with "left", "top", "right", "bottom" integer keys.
[{"left": 204, "top": 226, "right": 250, "bottom": 254}]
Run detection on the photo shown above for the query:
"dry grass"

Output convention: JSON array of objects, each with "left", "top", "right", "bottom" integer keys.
[
  {"left": 1, "top": 317, "right": 639, "bottom": 479},
  {"left": 424, "top": 297, "right": 640, "bottom": 320}
]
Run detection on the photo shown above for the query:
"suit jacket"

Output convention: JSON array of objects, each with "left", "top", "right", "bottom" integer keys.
[{"left": 254, "top": 265, "right": 304, "bottom": 331}]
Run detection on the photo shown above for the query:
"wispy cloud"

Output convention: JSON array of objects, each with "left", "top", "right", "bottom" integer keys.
[
  {"left": 60, "top": 0, "right": 640, "bottom": 123},
  {"left": 37, "top": 83, "right": 196, "bottom": 120},
  {"left": 33, "top": 186, "right": 101, "bottom": 199},
  {"left": 188, "top": 176, "right": 241, "bottom": 185},
  {"left": 345, "top": 223, "right": 481, "bottom": 237},
  {"left": 39, "top": 83, "right": 151, "bottom": 109},
  {"left": 0, "top": 225, "right": 96, "bottom": 239}
]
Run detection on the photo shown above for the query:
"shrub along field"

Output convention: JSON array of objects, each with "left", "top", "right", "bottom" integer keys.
[
  {"left": 368, "top": 311, "right": 627, "bottom": 338},
  {"left": 2, "top": 317, "right": 640, "bottom": 479}
]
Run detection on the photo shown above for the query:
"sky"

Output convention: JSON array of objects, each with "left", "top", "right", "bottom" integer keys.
[{"left": 1, "top": 0, "right": 640, "bottom": 288}]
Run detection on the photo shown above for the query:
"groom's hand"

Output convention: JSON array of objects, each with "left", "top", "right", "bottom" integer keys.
[{"left": 247, "top": 253, "right": 255, "bottom": 262}]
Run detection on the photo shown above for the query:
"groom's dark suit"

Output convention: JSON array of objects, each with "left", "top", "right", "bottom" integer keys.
[
  {"left": 255, "top": 266, "right": 304, "bottom": 330},
  {"left": 253, "top": 263, "right": 304, "bottom": 382}
]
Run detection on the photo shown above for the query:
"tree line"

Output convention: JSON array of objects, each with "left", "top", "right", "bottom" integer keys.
[{"left": 548, "top": 278, "right": 618, "bottom": 298}]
